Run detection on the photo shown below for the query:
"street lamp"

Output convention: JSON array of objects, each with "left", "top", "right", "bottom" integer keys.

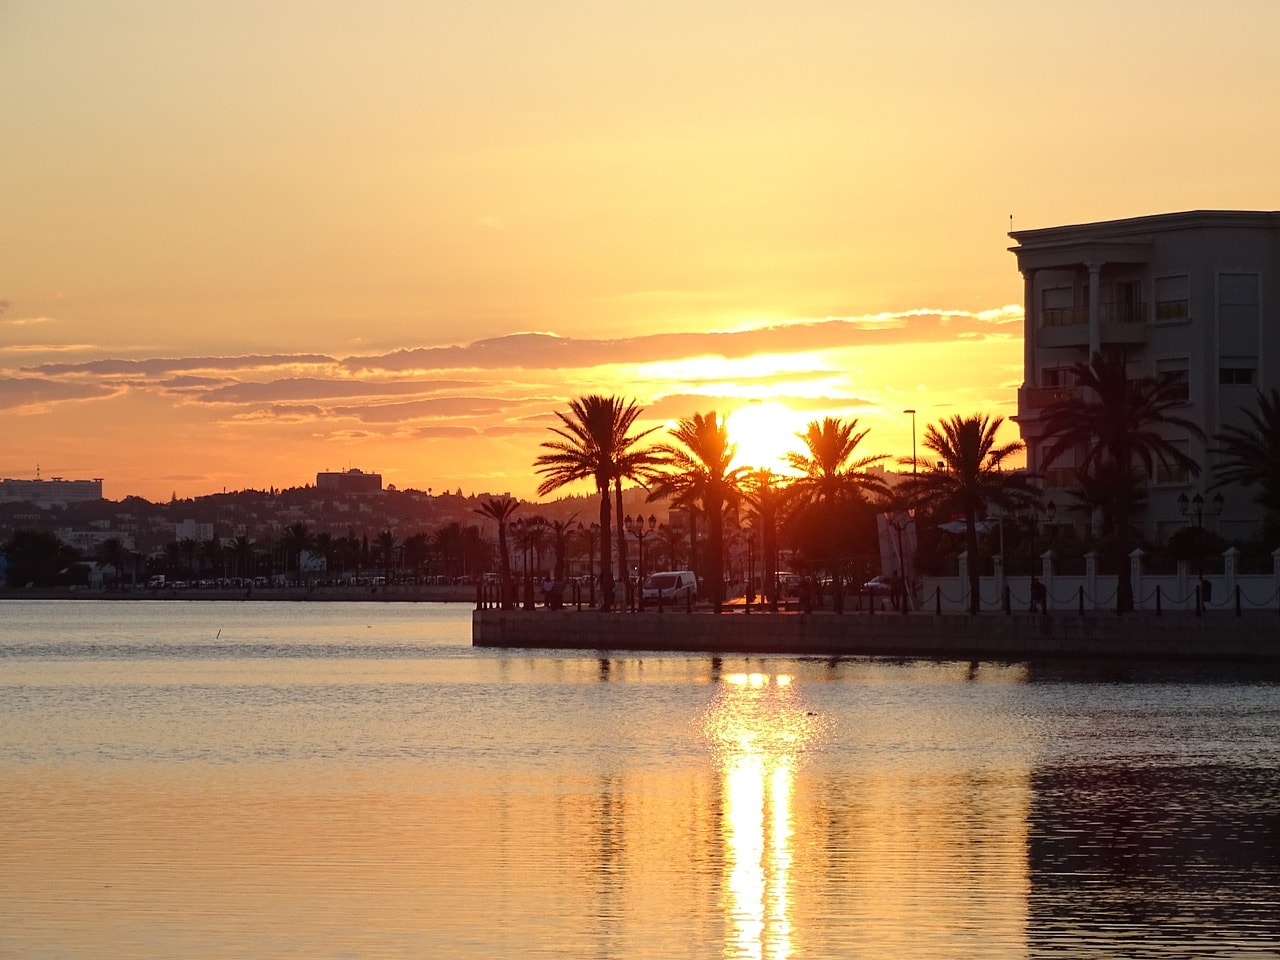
[
  {"left": 625, "top": 513, "right": 657, "bottom": 610},
  {"left": 1177, "top": 491, "right": 1224, "bottom": 614},
  {"left": 903, "top": 409, "right": 917, "bottom": 474},
  {"left": 746, "top": 532, "right": 756, "bottom": 612},
  {"left": 577, "top": 521, "right": 600, "bottom": 607},
  {"left": 882, "top": 507, "right": 916, "bottom": 613}
]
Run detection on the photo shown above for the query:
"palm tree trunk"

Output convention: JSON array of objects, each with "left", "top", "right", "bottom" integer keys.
[
  {"left": 614, "top": 478, "right": 627, "bottom": 605},
  {"left": 598, "top": 486, "right": 613, "bottom": 611},
  {"left": 1115, "top": 503, "right": 1133, "bottom": 613},
  {"left": 965, "top": 508, "right": 981, "bottom": 615}
]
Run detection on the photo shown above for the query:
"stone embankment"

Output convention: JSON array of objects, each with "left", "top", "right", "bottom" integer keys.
[
  {"left": 473, "top": 607, "right": 1280, "bottom": 661},
  {"left": 3, "top": 584, "right": 476, "bottom": 602}
]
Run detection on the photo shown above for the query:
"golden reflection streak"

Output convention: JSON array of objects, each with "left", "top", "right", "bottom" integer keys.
[{"left": 704, "top": 673, "right": 818, "bottom": 960}]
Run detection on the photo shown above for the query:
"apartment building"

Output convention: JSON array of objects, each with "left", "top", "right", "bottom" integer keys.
[{"left": 1009, "top": 210, "right": 1280, "bottom": 543}]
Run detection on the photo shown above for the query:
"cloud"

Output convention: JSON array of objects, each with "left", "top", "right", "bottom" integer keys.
[
  {"left": 26, "top": 354, "right": 337, "bottom": 377},
  {"left": 341, "top": 310, "right": 1021, "bottom": 374},
  {"left": 0, "top": 377, "right": 120, "bottom": 410},
  {"left": 331, "top": 396, "right": 516, "bottom": 423},
  {"left": 196, "top": 377, "right": 482, "bottom": 405}
]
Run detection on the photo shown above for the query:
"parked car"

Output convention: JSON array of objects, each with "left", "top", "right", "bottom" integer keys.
[
  {"left": 863, "top": 575, "right": 893, "bottom": 595},
  {"left": 642, "top": 570, "right": 698, "bottom": 604}
]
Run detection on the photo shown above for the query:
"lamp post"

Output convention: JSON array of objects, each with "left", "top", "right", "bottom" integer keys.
[
  {"left": 1177, "top": 491, "right": 1224, "bottom": 615},
  {"left": 577, "top": 521, "right": 600, "bottom": 607},
  {"left": 746, "top": 532, "right": 756, "bottom": 612},
  {"left": 903, "top": 408, "right": 917, "bottom": 474},
  {"left": 882, "top": 507, "right": 916, "bottom": 613},
  {"left": 625, "top": 513, "right": 656, "bottom": 610}
]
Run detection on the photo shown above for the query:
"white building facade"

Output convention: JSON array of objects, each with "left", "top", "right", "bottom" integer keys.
[{"left": 1009, "top": 210, "right": 1280, "bottom": 544}]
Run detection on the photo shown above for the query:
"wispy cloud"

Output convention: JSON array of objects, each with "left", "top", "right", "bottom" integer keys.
[{"left": 0, "top": 377, "right": 120, "bottom": 411}]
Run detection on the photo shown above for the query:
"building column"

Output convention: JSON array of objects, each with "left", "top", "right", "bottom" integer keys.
[
  {"left": 1022, "top": 269, "right": 1037, "bottom": 376},
  {"left": 1088, "top": 263, "right": 1102, "bottom": 357}
]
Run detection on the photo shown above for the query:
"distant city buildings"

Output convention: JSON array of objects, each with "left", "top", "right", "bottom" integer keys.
[
  {"left": 1010, "top": 209, "right": 1280, "bottom": 541},
  {"left": 0, "top": 476, "right": 103, "bottom": 507},
  {"left": 174, "top": 519, "right": 214, "bottom": 542},
  {"left": 316, "top": 468, "right": 383, "bottom": 494}
]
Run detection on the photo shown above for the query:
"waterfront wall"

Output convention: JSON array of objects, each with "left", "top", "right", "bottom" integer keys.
[{"left": 473, "top": 608, "right": 1280, "bottom": 661}]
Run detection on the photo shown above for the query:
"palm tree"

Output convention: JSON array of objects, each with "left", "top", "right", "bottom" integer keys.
[
  {"left": 474, "top": 495, "right": 520, "bottom": 608},
  {"left": 547, "top": 516, "right": 579, "bottom": 582},
  {"left": 281, "top": 522, "right": 315, "bottom": 582},
  {"left": 786, "top": 417, "right": 888, "bottom": 610},
  {"left": 1212, "top": 388, "right": 1280, "bottom": 516},
  {"left": 900, "top": 413, "right": 1036, "bottom": 614},
  {"left": 535, "top": 395, "right": 650, "bottom": 610},
  {"left": 1038, "top": 351, "right": 1203, "bottom": 612},
  {"left": 95, "top": 536, "right": 131, "bottom": 589},
  {"left": 376, "top": 529, "right": 398, "bottom": 583},
  {"left": 648, "top": 411, "right": 744, "bottom": 611}
]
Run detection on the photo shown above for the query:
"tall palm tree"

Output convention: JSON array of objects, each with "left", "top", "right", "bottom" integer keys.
[
  {"left": 474, "top": 495, "right": 520, "bottom": 608},
  {"left": 1038, "top": 351, "right": 1202, "bottom": 611},
  {"left": 95, "top": 536, "right": 131, "bottom": 589},
  {"left": 648, "top": 411, "right": 744, "bottom": 611},
  {"left": 281, "top": 522, "right": 315, "bottom": 581},
  {"left": 535, "top": 395, "right": 650, "bottom": 610},
  {"left": 786, "top": 417, "right": 888, "bottom": 609},
  {"left": 900, "top": 413, "right": 1036, "bottom": 614},
  {"left": 1212, "top": 388, "right": 1280, "bottom": 515}
]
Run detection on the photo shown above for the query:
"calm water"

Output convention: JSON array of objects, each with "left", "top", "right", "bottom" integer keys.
[{"left": 1, "top": 601, "right": 1278, "bottom": 959}]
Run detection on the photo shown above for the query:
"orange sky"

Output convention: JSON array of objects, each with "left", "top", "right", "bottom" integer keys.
[{"left": 4, "top": 1, "right": 1280, "bottom": 501}]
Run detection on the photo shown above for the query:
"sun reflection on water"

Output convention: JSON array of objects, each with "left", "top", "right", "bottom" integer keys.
[{"left": 703, "top": 674, "right": 824, "bottom": 960}]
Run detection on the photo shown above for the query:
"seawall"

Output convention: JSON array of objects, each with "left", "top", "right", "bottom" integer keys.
[{"left": 472, "top": 608, "right": 1280, "bottom": 661}]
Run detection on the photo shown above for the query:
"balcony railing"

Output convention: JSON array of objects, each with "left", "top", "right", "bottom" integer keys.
[
  {"left": 1100, "top": 301, "right": 1146, "bottom": 324},
  {"left": 1042, "top": 308, "right": 1087, "bottom": 328},
  {"left": 1020, "top": 385, "right": 1083, "bottom": 409},
  {"left": 1042, "top": 302, "right": 1148, "bottom": 326}
]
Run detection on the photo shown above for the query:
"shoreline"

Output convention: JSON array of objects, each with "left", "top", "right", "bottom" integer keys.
[
  {"left": 1, "top": 585, "right": 476, "bottom": 603},
  {"left": 472, "top": 607, "right": 1280, "bottom": 662}
]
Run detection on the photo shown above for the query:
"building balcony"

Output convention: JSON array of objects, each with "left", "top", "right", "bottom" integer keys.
[{"left": 1038, "top": 301, "right": 1148, "bottom": 348}]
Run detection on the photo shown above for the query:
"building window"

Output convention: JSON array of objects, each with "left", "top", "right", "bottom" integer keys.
[
  {"left": 1219, "top": 367, "right": 1256, "bottom": 385},
  {"left": 1154, "top": 275, "right": 1190, "bottom": 323},
  {"left": 1041, "top": 286, "right": 1079, "bottom": 327},
  {"left": 1156, "top": 357, "right": 1190, "bottom": 400}
]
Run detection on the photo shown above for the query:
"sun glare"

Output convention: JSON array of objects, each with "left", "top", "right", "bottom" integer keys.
[{"left": 725, "top": 401, "right": 810, "bottom": 473}]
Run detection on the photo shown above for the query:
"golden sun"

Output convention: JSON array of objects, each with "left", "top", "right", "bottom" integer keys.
[{"left": 724, "top": 401, "right": 810, "bottom": 473}]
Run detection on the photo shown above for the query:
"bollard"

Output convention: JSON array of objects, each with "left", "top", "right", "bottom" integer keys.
[
  {"left": 1002, "top": 584, "right": 1011, "bottom": 615},
  {"left": 935, "top": 586, "right": 941, "bottom": 615},
  {"left": 1077, "top": 585, "right": 1084, "bottom": 617},
  {"left": 1195, "top": 583, "right": 1203, "bottom": 617},
  {"left": 1155, "top": 584, "right": 1161, "bottom": 616},
  {"left": 1235, "top": 585, "right": 1242, "bottom": 617}
]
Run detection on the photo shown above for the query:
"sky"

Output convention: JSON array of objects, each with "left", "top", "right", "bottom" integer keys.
[{"left": 4, "top": 0, "right": 1280, "bottom": 502}]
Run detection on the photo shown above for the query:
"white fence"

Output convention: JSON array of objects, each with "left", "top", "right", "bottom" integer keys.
[{"left": 920, "top": 547, "right": 1280, "bottom": 614}]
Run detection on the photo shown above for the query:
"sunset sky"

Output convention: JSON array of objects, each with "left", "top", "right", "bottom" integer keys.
[{"left": 4, "top": 1, "right": 1280, "bottom": 502}]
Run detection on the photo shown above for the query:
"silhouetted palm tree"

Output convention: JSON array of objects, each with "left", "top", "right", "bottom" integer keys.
[
  {"left": 1212, "top": 388, "right": 1280, "bottom": 516},
  {"left": 474, "top": 495, "right": 520, "bottom": 608},
  {"left": 535, "top": 395, "right": 651, "bottom": 610},
  {"left": 648, "top": 411, "right": 744, "bottom": 611},
  {"left": 1038, "top": 351, "right": 1202, "bottom": 611},
  {"left": 786, "top": 417, "right": 888, "bottom": 608},
  {"left": 900, "top": 413, "right": 1036, "bottom": 614},
  {"left": 95, "top": 536, "right": 131, "bottom": 588},
  {"left": 281, "top": 522, "right": 315, "bottom": 581},
  {"left": 376, "top": 529, "right": 397, "bottom": 583}
]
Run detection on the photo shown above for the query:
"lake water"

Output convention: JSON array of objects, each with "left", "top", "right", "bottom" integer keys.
[{"left": 2, "top": 600, "right": 1278, "bottom": 959}]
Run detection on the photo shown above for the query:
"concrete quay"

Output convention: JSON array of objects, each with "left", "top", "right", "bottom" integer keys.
[{"left": 472, "top": 607, "right": 1280, "bottom": 662}]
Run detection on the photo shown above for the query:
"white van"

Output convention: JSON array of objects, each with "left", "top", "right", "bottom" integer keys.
[{"left": 642, "top": 570, "right": 698, "bottom": 604}]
